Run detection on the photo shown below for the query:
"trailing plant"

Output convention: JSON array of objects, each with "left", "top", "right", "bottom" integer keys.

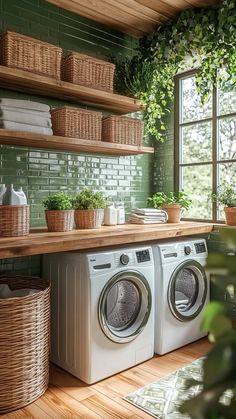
[
  {"left": 73, "top": 188, "right": 107, "bottom": 210},
  {"left": 147, "top": 191, "right": 191, "bottom": 209},
  {"left": 212, "top": 185, "right": 236, "bottom": 207},
  {"left": 43, "top": 191, "right": 73, "bottom": 210},
  {"left": 180, "top": 228, "right": 236, "bottom": 419},
  {"left": 114, "top": 0, "right": 236, "bottom": 142}
]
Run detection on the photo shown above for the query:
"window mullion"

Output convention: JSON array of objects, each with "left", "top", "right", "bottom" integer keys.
[{"left": 212, "top": 83, "right": 218, "bottom": 222}]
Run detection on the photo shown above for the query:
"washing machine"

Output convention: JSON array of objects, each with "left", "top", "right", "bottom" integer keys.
[
  {"left": 152, "top": 238, "right": 209, "bottom": 355},
  {"left": 43, "top": 246, "right": 154, "bottom": 384}
]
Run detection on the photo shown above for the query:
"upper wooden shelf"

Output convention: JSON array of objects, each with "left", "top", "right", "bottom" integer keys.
[
  {"left": 0, "top": 129, "right": 154, "bottom": 155},
  {"left": 0, "top": 66, "right": 141, "bottom": 114},
  {"left": 0, "top": 222, "right": 214, "bottom": 260}
]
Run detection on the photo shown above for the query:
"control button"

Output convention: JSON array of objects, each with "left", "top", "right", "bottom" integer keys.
[
  {"left": 120, "top": 254, "right": 129, "bottom": 265},
  {"left": 184, "top": 245, "right": 191, "bottom": 255}
]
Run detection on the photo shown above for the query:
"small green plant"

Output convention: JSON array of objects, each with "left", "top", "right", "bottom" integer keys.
[
  {"left": 73, "top": 188, "right": 107, "bottom": 210},
  {"left": 212, "top": 185, "right": 236, "bottom": 207},
  {"left": 43, "top": 191, "right": 73, "bottom": 210},
  {"left": 147, "top": 191, "right": 191, "bottom": 210}
]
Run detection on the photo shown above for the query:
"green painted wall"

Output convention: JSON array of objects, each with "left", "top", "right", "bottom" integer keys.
[{"left": 0, "top": 0, "right": 153, "bottom": 274}]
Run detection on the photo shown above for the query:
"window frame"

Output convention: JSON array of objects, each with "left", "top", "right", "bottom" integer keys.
[{"left": 174, "top": 69, "right": 236, "bottom": 223}]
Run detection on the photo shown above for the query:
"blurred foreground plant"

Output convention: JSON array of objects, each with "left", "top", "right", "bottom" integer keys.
[{"left": 180, "top": 228, "right": 236, "bottom": 419}]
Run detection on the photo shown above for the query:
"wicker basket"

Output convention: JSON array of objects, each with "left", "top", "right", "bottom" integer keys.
[
  {"left": 45, "top": 209, "right": 74, "bottom": 232},
  {"left": 0, "top": 275, "right": 50, "bottom": 413},
  {"left": 0, "top": 205, "right": 30, "bottom": 237},
  {"left": 51, "top": 106, "right": 102, "bottom": 140},
  {"left": 102, "top": 116, "right": 144, "bottom": 146},
  {"left": 0, "top": 31, "right": 62, "bottom": 79},
  {"left": 74, "top": 209, "right": 104, "bottom": 229},
  {"left": 62, "top": 52, "right": 115, "bottom": 92}
]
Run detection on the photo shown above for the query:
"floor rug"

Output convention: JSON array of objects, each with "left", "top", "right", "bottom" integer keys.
[{"left": 123, "top": 357, "right": 230, "bottom": 419}]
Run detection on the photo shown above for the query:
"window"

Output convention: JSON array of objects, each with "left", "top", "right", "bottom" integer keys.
[{"left": 175, "top": 70, "right": 236, "bottom": 221}]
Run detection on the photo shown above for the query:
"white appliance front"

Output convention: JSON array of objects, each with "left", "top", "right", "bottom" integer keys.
[
  {"left": 152, "top": 239, "right": 209, "bottom": 355},
  {"left": 43, "top": 246, "right": 154, "bottom": 384}
]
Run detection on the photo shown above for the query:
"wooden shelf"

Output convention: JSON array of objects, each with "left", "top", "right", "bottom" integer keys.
[
  {"left": 0, "top": 129, "right": 154, "bottom": 155},
  {"left": 0, "top": 65, "right": 141, "bottom": 113},
  {"left": 0, "top": 222, "right": 214, "bottom": 260}
]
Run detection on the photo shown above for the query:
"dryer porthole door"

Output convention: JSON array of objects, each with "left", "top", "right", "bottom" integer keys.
[
  {"left": 98, "top": 270, "right": 152, "bottom": 343},
  {"left": 168, "top": 260, "right": 207, "bottom": 321}
]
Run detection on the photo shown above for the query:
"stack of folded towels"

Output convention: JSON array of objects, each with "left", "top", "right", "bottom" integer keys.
[
  {"left": 129, "top": 208, "right": 168, "bottom": 224},
  {"left": 0, "top": 98, "right": 53, "bottom": 135}
]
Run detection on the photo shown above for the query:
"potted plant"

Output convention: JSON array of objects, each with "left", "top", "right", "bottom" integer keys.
[
  {"left": 147, "top": 191, "right": 191, "bottom": 223},
  {"left": 73, "top": 188, "right": 107, "bottom": 229},
  {"left": 43, "top": 191, "right": 74, "bottom": 232},
  {"left": 212, "top": 185, "right": 236, "bottom": 225}
]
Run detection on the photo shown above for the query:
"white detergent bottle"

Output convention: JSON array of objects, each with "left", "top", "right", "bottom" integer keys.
[
  {"left": 116, "top": 202, "right": 125, "bottom": 224},
  {"left": 17, "top": 186, "right": 27, "bottom": 204},
  {"left": 0, "top": 184, "right": 6, "bottom": 204},
  {"left": 104, "top": 203, "right": 117, "bottom": 226}
]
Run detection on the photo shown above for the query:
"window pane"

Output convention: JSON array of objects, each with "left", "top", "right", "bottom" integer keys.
[
  {"left": 218, "top": 163, "right": 236, "bottom": 219},
  {"left": 181, "top": 76, "right": 212, "bottom": 123},
  {"left": 218, "top": 77, "right": 236, "bottom": 116},
  {"left": 218, "top": 116, "right": 236, "bottom": 160},
  {"left": 181, "top": 122, "right": 212, "bottom": 163},
  {"left": 181, "top": 165, "right": 212, "bottom": 219}
]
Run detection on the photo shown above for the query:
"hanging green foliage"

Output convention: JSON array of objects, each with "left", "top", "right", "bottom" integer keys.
[{"left": 114, "top": 0, "right": 236, "bottom": 142}]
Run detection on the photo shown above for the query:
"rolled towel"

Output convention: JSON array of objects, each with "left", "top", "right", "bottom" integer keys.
[
  {"left": 0, "top": 105, "right": 50, "bottom": 118},
  {"left": 0, "top": 110, "right": 52, "bottom": 127},
  {"left": 0, "top": 120, "right": 53, "bottom": 135},
  {"left": 0, "top": 98, "right": 50, "bottom": 112}
]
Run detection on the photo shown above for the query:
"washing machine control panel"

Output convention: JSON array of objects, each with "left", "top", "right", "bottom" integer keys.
[
  {"left": 120, "top": 254, "right": 130, "bottom": 265},
  {"left": 136, "top": 249, "right": 151, "bottom": 263},
  {"left": 184, "top": 245, "right": 192, "bottom": 255}
]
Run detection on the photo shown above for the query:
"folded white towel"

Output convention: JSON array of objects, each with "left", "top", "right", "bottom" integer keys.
[
  {"left": 0, "top": 121, "right": 53, "bottom": 135},
  {"left": 0, "top": 110, "right": 52, "bottom": 127},
  {"left": 0, "top": 98, "right": 50, "bottom": 112},
  {"left": 0, "top": 105, "right": 50, "bottom": 118}
]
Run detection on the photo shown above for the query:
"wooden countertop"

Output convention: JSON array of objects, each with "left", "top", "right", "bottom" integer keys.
[{"left": 0, "top": 221, "right": 214, "bottom": 260}]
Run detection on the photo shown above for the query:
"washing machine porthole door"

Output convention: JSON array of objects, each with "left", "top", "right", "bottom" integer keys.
[
  {"left": 168, "top": 260, "right": 207, "bottom": 321},
  {"left": 98, "top": 270, "right": 152, "bottom": 343}
]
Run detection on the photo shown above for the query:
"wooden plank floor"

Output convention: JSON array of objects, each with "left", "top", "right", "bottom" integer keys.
[{"left": 4, "top": 338, "right": 211, "bottom": 418}]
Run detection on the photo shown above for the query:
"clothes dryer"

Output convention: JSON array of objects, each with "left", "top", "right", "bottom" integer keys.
[
  {"left": 152, "top": 239, "right": 209, "bottom": 355},
  {"left": 43, "top": 246, "right": 154, "bottom": 384}
]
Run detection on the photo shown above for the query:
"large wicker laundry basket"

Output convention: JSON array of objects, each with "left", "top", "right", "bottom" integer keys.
[
  {"left": 0, "top": 275, "right": 50, "bottom": 413},
  {"left": 62, "top": 52, "right": 115, "bottom": 92},
  {"left": 0, "top": 31, "right": 62, "bottom": 79}
]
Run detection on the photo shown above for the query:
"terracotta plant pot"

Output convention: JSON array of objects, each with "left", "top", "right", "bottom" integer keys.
[
  {"left": 224, "top": 207, "right": 236, "bottom": 226},
  {"left": 45, "top": 210, "right": 74, "bottom": 232},
  {"left": 74, "top": 209, "right": 104, "bottom": 229},
  {"left": 162, "top": 204, "right": 181, "bottom": 223}
]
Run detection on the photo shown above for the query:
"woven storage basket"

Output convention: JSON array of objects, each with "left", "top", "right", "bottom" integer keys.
[
  {"left": 0, "top": 205, "right": 30, "bottom": 237},
  {"left": 45, "top": 209, "right": 74, "bottom": 232},
  {"left": 74, "top": 209, "right": 104, "bottom": 229},
  {"left": 102, "top": 116, "right": 144, "bottom": 146},
  {"left": 0, "top": 275, "right": 50, "bottom": 413},
  {"left": 0, "top": 31, "right": 62, "bottom": 79},
  {"left": 62, "top": 52, "right": 115, "bottom": 92},
  {"left": 51, "top": 106, "right": 102, "bottom": 140}
]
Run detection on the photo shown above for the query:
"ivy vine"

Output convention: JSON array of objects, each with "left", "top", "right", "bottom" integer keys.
[{"left": 114, "top": 0, "right": 236, "bottom": 142}]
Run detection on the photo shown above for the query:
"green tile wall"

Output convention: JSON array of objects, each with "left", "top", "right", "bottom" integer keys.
[
  {"left": 0, "top": 0, "right": 153, "bottom": 274},
  {"left": 153, "top": 102, "right": 174, "bottom": 193}
]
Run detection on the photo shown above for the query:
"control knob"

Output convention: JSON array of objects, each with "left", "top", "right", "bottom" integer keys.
[
  {"left": 120, "top": 254, "right": 129, "bottom": 265},
  {"left": 184, "top": 245, "right": 191, "bottom": 255}
]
